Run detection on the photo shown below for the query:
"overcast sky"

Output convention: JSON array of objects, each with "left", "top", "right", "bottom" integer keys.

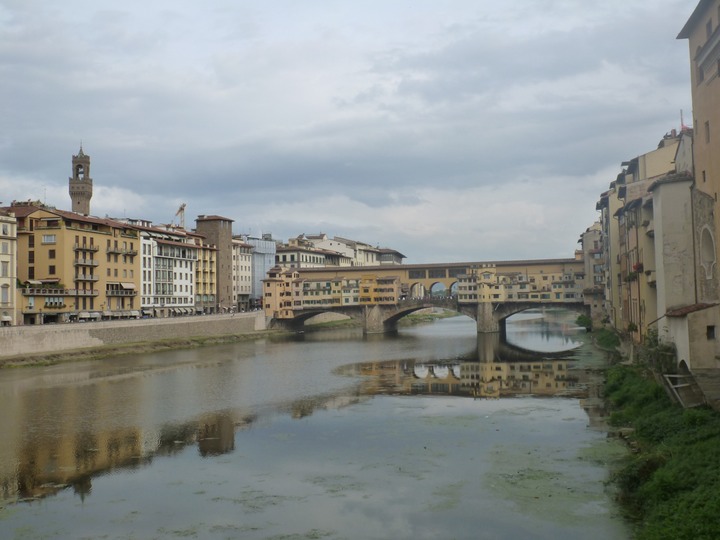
[{"left": 0, "top": 0, "right": 695, "bottom": 263}]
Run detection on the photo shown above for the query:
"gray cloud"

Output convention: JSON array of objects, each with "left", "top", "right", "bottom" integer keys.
[{"left": 0, "top": 0, "right": 694, "bottom": 262}]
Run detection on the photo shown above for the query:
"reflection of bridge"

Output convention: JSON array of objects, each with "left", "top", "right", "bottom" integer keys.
[{"left": 273, "top": 297, "right": 589, "bottom": 334}]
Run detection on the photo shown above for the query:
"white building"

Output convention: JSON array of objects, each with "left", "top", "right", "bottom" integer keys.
[
  {"left": 232, "top": 236, "right": 253, "bottom": 311},
  {"left": 121, "top": 219, "right": 198, "bottom": 318}
]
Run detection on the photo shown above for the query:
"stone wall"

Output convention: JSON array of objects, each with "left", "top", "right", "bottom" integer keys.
[{"left": 0, "top": 313, "right": 266, "bottom": 358}]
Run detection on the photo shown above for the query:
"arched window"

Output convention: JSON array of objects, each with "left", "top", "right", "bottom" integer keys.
[{"left": 700, "top": 226, "right": 716, "bottom": 279}]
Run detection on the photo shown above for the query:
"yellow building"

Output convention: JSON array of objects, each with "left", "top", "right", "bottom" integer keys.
[
  {"left": 263, "top": 266, "right": 300, "bottom": 318},
  {"left": 189, "top": 231, "right": 218, "bottom": 314},
  {"left": 679, "top": 1, "right": 720, "bottom": 259},
  {"left": 4, "top": 202, "right": 141, "bottom": 324},
  {"left": 0, "top": 209, "right": 18, "bottom": 326}
]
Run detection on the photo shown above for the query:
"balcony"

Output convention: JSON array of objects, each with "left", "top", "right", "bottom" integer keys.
[
  {"left": 75, "top": 274, "right": 99, "bottom": 282},
  {"left": 74, "top": 243, "right": 99, "bottom": 252},
  {"left": 23, "top": 288, "right": 98, "bottom": 296},
  {"left": 106, "top": 289, "right": 137, "bottom": 297},
  {"left": 107, "top": 247, "right": 137, "bottom": 255},
  {"left": 74, "top": 258, "right": 100, "bottom": 267}
]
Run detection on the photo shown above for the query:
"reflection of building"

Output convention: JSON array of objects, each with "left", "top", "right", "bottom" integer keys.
[{"left": 460, "top": 359, "right": 579, "bottom": 398}]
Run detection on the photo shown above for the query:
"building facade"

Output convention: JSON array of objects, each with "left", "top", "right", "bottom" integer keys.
[
  {"left": 0, "top": 210, "right": 18, "bottom": 326},
  {"left": 195, "top": 215, "right": 233, "bottom": 312},
  {"left": 2, "top": 202, "right": 141, "bottom": 324}
]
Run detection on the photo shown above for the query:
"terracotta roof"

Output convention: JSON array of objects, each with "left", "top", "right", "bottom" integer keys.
[{"left": 666, "top": 303, "right": 719, "bottom": 317}]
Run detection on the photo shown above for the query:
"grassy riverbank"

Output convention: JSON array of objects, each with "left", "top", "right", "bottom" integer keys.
[{"left": 605, "top": 364, "right": 720, "bottom": 539}]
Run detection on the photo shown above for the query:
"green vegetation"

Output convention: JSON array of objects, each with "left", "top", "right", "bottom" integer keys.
[
  {"left": 605, "top": 365, "right": 720, "bottom": 539},
  {"left": 576, "top": 314, "right": 592, "bottom": 330},
  {"left": 594, "top": 327, "right": 621, "bottom": 350}
]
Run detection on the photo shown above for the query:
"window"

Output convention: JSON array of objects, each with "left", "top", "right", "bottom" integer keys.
[
  {"left": 41, "top": 234, "right": 56, "bottom": 244},
  {"left": 1, "top": 242, "right": 7, "bottom": 254},
  {"left": 49, "top": 249, "right": 56, "bottom": 259},
  {"left": 707, "top": 326, "right": 716, "bottom": 340},
  {"left": 28, "top": 235, "right": 35, "bottom": 248},
  {"left": 1, "top": 224, "right": 7, "bottom": 235},
  {"left": 49, "top": 265, "right": 55, "bottom": 274},
  {"left": 1, "top": 285, "right": 8, "bottom": 304},
  {"left": 28, "top": 251, "right": 34, "bottom": 263},
  {"left": 28, "top": 267, "right": 35, "bottom": 279},
  {"left": 0, "top": 261, "right": 7, "bottom": 277}
]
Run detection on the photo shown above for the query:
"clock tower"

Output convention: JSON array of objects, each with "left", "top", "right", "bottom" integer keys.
[{"left": 68, "top": 146, "right": 93, "bottom": 215}]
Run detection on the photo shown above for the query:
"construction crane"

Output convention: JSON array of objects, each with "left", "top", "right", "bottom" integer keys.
[{"left": 174, "top": 203, "right": 186, "bottom": 229}]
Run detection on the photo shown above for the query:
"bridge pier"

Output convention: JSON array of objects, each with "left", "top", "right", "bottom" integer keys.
[
  {"left": 475, "top": 302, "right": 501, "bottom": 333},
  {"left": 363, "top": 305, "right": 395, "bottom": 334}
]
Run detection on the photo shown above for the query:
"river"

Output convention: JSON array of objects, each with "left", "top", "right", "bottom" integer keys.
[{"left": 0, "top": 310, "right": 631, "bottom": 539}]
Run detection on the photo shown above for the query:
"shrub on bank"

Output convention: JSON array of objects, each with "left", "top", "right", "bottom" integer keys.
[{"left": 605, "top": 365, "right": 720, "bottom": 539}]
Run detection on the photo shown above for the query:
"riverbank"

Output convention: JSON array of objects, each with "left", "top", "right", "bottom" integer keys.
[
  {"left": 605, "top": 363, "right": 720, "bottom": 539},
  {"left": 0, "top": 312, "right": 266, "bottom": 367},
  {"left": 0, "top": 329, "right": 289, "bottom": 369}
]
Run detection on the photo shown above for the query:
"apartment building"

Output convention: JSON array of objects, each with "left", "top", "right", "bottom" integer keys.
[
  {"left": 0, "top": 210, "right": 17, "bottom": 326},
  {"left": 579, "top": 222, "right": 605, "bottom": 325},
  {"left": 231, "top": 236, "right": 252, "bottom": 311},
  {"left": 2, "top": 202, "right": 141, "bottom": 324},
  {"left": 189, "top": 231, "right": 218, "bottom": 314},
  {"left": 116, "top": 219, "right": 200, "bottom": 317}
]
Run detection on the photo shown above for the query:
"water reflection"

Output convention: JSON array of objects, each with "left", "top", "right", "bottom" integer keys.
[
  {"left": 0, "top": 310, "right": 594, "bottom": 508},
  {"left": 338, "top": 333, "right": 582, "bottom": 400}
]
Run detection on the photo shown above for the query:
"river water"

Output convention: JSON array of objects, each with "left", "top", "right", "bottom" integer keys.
[{"left": 0, "top": 310, "right": 630, "bottom": 539}]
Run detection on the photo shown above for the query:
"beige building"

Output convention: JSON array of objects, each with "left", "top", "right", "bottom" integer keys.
[
  {"left": 232, "top": 237, "right": 253, "bottom": 311},
  {"left": 2, "top": 202, "right": 141, "bottom": 324},
  {"left": 0, "top": 210, "right": 18, "bottom": 326},
  {"left": 189, "top": 231, "right": 217, "bottom": 314}
]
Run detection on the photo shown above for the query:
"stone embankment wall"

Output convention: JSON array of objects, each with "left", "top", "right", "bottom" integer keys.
[{"left": 0, "top": 313, "right": 266, "bottom": 358}]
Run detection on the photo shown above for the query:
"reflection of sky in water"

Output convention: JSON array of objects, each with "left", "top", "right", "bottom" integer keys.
[
  {"left": 505, "top": 310, "right": 585, "bottom": 353},
  {"left": 0, "top": 312, "right": 629, "bottom": 539}
]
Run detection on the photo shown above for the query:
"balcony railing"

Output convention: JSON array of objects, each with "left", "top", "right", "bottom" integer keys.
[
  {"left": 74, "top": 243, "right": 99, "bottom": 252},
  {"left": 22, "top": 288, "right": 98, "bottom": 296},
  {"left": 106, "top": 289, "right": 138, "bottom": 297},
  {"left": 75, "top": 274, "right": 99, "bottom": 282},
  {"left": 74, "top": 259, "right": 100, "bottom": 267},
  {"left": 107, "top": 247, "right": 138, "bottom": 256}
]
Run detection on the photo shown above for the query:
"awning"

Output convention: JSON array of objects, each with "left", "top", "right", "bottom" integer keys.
[
  {"left": 103, "top": 311, "right": 113, "bottom": 317},
  {"left": 89, "top": 312, "right": 101, "bottom": 319},
  {"left": 142, "top": 309, "right": 153, "bottom": 315},
  {"left": 26, "top": 280, "right": 42, "bottom": 285},
  {"left": 1, "top": 316, "right": 12, "bottom": 322},
  {"left": 78, "top": 311, "right": 91, "bottom": 318},
  {"left": 120, "top": 282, "right": 136, "bottom": 290},
  {"left": 130, "top": 310, "right": 140, "bottom": 317}
]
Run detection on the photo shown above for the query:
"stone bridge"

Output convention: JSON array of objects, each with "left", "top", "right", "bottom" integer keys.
[{"left": 271, "top": 298, "right": 589, "bottom": 334}]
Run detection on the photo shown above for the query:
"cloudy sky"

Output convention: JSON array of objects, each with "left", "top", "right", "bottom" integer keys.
[{"left": 0, "top": 0, "right": 695, "bottom": 263}]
